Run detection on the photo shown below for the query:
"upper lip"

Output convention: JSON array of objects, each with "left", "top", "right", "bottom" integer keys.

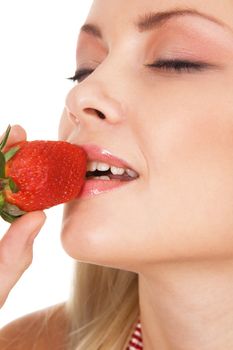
[{"left": 80, "top": 144, "right": 138, "bottom": 173}]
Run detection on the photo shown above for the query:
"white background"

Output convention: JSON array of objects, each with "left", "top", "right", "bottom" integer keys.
[{"left": 0, "top": 0, "right": 93, "bottom": 327}]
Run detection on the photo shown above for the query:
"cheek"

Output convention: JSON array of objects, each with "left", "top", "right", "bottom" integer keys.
[
  {"left": 142, "top": 103, "right": 233, "bottom": 261},
  {"left": 154, "top": 108, "right": 233, "bottom": 171}
]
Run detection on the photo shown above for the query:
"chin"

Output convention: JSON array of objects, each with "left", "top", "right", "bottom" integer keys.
[{"left": 60, "top": 199, "right": 142, "bottom": 272}]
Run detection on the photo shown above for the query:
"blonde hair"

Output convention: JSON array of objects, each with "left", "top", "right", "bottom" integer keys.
[{"left": 65, "top": 262, "right": 139, "bottom": 350}]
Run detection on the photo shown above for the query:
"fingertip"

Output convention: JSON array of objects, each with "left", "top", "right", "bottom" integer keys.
[
  {"left": 10, "top": 211, "right": 47, "bottom": 233},
  {"left": 10, "top": 124, "right": 27, "bottom": 141},
  {"left": 0, "top": 124, "right": 27, "bottom": 148},
  {"left": 24, "top": 210, "right": 47, "bottom": 225}
]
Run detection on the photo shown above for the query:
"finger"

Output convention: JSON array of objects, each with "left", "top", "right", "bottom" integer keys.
[
  {"left": 0, "top": 211, "right": 46, "bottom": 308},
  {"left": 0, "top": 125, "right": 27, "bottom": 151}
]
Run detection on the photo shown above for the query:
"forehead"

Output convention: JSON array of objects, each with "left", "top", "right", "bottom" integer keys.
[{"left": 87, "top": 0, "right": 233, "bottom": 34}]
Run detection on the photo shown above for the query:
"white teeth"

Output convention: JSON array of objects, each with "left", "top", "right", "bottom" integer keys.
[
  {"left": 96, "top": 162, "right": 110, "bottom": 171},
  {"left": 110, "top": 166, "right": 125, "bottom": 175},
  {"left": 87, "top": 161, "right": 111, "bottom": 172},
  {"left": 87, "top": 160, "right": 139, "bottom": 179},
  {"left": 87, "top": 161, "right": 97, "bottom": 172},
  {"left": 126, "top": 168, "right": 138, "bottom": 178}
]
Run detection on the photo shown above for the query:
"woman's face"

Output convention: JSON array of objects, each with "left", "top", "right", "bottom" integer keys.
[{"left": 59, "top": 0, "right": 233, "bottom": 272}]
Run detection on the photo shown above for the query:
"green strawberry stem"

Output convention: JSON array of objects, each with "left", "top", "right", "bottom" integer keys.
[
  {"left": 4, "top": 146, "right": 20, "bottom": 162},
  {"left": 0, "top": 177, "right": 18, "bottom": 192},
  {"left": 3, "top": 202, "right": 26, "bottom": 216},
  {"left": 0, "top": 125, "right": 20, "bottom": 178},
  {"left": 0, "top": 125, "right": 11, "bottom": 151},
  {"left": 0, "top": 200, "right": 26, "bottom": 223},
  {"left": 0, "top": 209, "right": 18, "bottom": 223},
  {"left": 0, "top": 192, "right": 4, "bottom": 209},
  {"left": 0, "top": 178, "right": 9, "bottom": 190},
  {"left": 8, "top": 177, "right": 19, "bottom": 193},
  {"left": 0, "top": 125, "right": 24, "bottom": 223},
  {"left": 0, "top": 152, "right": 5, "bottom": 178}
]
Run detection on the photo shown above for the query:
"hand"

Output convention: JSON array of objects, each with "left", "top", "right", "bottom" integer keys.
[{"left": 0, "top": 125, "right": 46, "bottom": 308}]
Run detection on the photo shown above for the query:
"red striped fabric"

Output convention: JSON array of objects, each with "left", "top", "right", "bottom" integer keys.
[{"left": 126, "top": 319, "right": 143, "bottom": 350}]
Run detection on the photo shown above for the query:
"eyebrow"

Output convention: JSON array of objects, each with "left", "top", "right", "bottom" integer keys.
[
  {"left": 80, "top": 8, "right": 231, "bottom": 39},
  {"left": 136, "top": 8, "right": 228, "bottom": 32}
]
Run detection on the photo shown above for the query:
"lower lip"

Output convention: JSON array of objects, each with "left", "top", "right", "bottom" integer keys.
[{"left": 77, "top": 178, "right": 133, "bottom": 199}]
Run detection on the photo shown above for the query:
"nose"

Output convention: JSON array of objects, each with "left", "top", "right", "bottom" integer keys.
[{"left": 65, "top": 80, "right": 126, "bottom": 127}]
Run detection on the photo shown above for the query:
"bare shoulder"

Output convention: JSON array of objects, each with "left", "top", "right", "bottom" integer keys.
[{"left": 0, "top": 302, "right": 69, "bottom": 350}]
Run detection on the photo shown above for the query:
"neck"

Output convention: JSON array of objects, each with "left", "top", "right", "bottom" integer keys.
[{"left": 139, "top": 259, "right": 233, "bottom": 350}]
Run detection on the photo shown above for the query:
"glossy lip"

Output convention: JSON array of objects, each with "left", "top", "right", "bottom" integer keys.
[
  {"left": 78, "top": 178, "right": 133, "bottom": 199},
  {"left": 77, "top": 144, "right": 139, "bottom": 200},
  {"left": 81, "top": 144, "right": 139, "bottom": 172}
]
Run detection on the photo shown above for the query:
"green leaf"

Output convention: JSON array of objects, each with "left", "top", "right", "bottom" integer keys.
[
  {"left": 4, "top": 146, "right": 20, "bottom": 162},
  {"left": 0, "top": 152, "right": 6, "bottom": 178},
  {"left": 0, "top": 202, "right": 26, "bottom": 223},
  {"left": 9, "top": 178, "right": 19, "bottom": 193},
  {"left": 0, "top": 192, "right": 4, "bottom": 209},
  {"left": 0, "top": 210, "right": 18, "bottom": 223},
  {"left": 0, "top": 125, "right": 11, "bottom": 151},
  {"left": 3, "top": 202, "right": 26, "bottom": 217}
]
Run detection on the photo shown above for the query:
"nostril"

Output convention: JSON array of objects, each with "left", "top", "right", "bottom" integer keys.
[
  {"left": 84, "top": 108, "right": 106, "bottom": 120},
  {"left": 96, "top": 110, "right": 106, "bottom": 119}
]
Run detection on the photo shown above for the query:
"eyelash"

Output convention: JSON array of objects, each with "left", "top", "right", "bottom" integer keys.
[
  {"left": 68, "top": 59, "right": 208, "bottom": 83},
  {"left": 146, "top": 59, "right": 208, "bottom": 73},
  {"left": 68, "top": 68, "right": 94, "bottom": 83}
]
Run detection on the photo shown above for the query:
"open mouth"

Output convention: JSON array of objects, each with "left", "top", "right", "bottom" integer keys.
[{"left": 86, "top": 161, "right": 139, "bottom": 181}]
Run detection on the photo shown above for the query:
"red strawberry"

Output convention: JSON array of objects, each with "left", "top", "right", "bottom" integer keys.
[{"left": 0, "top": 125, "right": 87, "bottom": 223}]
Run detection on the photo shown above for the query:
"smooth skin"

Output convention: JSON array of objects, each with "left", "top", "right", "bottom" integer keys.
[{"left": 1, "top": 0, "right": 233, "bottom": 349}]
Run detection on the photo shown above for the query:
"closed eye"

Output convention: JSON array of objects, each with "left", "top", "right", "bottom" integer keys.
[
  {"left": 67, "top": 68, "right": 94, "bottom": 83},
  {"left": 67, "top": 59, "right": 214, "bottom": 83},
  {"left": 145, "top": 59, "right": 211, "bottom": 73}
]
